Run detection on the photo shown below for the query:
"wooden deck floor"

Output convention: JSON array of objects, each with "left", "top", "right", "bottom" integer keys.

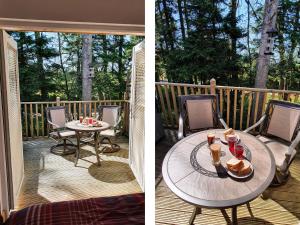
[
  {"left": 156, "top": 130, "right": 300, "bottom": 225},
  {"left": 17, "top": 137, "right": 142, "bottom": 210}
]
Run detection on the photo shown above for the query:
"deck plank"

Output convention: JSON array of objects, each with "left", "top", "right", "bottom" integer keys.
[
  {"left": 17, "top": 137, "right": 142, "bottom": 210},
  {"left": 156, "top": 130, "right": 300, "bottom": 224}
]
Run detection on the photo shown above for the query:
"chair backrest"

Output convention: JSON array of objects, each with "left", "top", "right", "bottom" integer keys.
[
  {"left": 260, "top": 100, "right": 300, "bottom": 143},
  {"left": 46, "top": 106, "right": 66, "bottom": 129},
  {"left": 178, "top": 95, "right": 220, "bottom": 135},
  {"left": 98, "top": 105, "right": 121, "bottom": 128}
]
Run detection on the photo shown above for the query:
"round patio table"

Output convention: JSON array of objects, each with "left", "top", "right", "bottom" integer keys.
[
  {"left": 162, "top": 129, "right": 275, "bottom": 225},
  {"left": 66, "top": 120, "right": 110, "bottom": 167}
]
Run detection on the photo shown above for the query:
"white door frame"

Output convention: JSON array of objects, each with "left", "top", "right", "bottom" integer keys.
[{"left": 0, "top": 23, "right": 144, "bottom": 217}]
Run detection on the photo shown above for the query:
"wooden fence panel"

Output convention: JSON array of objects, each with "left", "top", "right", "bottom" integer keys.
[
  {"left": 21, "top": 100, "right": 129, "bottom": 138},
  {"left": 164, "top": 85, "right": 174, "bottom": 127},
  {"left": 226, "top": 89, "right": 230, "bottom": 126},
  {"left": 239, "top": 91, "right": 245, "bottom": 130},
  {"left": 233, "top": 89, "right": 237, "bottom": 129},
  {"left": 170, "top": 85, "right": 179, "bottom": 125},
  {"left": 155, "top": 81, "right": 300, "bottom": 130},
  {"left": 219, "top": 89, "right": 223, "bottom": 116}
]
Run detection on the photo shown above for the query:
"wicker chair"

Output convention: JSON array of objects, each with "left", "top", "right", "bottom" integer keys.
[
  {"left": 244, "top": 100, "right": 300, "bottom": 185},
  {"left": 178, "top": 94, "right": 228, "bottom": 140},
  {"left": 97, "top": 105, "right": 122, "bottom": 153},
  {"left": 46, "top": 106, "right": 76, "bottom": 155}
]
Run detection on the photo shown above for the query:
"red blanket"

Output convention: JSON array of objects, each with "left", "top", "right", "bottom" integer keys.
[{"left": 5, "top": 193, "right": 144, "bottom": 225}]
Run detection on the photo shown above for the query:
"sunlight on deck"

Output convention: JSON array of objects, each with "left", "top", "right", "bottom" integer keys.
[
  {"left": 156, "top": 157, "right": 300, "bottom": 224},
  {"left": 156, "top": 131, "right": 300, "bottom": 225},
  {"left": 17, "top": 138, "right": 142, "bottom": 210}
]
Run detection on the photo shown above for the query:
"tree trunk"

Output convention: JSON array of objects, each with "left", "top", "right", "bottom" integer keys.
[
  {"left": 247, "top": 0, "right": 252, "bottom": 83},
  {"left": 118, "top": 36, "right": 124, "bottom": 99},
  {"left": 162, "top": 0, "right": 175, "bottom": 50},
  {"left": 254, "top": 0, "right": 279, "bottom": 123},
  {"left": 183, "top": 0, "right": 190, "bottom": 33},
  {"left": 157, "top": 0, "right": 170, "bottom": 51},
  {"left": 255, "top": 0, "right": 279, "bottom": 89},
  {"left": 177, "top": 0, "right": 186, "bottom": 41},
  {"left": 230, "top": 0, "right": 238, "bottom": 81},
  {"left": 19, "top": 32, "right": 26, "bottom": 66},
  {"left": 288, "top": 2, "right": 299, "bottom": 69},
  {"left": 82, "top": 34, "right": 93, "bottom": 101},
  {"left": 277, "top": 0, "right": 286, "bottom": 90},
  {"left": 101, "top": 35, "right": 108, "bottom": 73},
  {"left": 34, "top": 32, "right": 47, "bottom": 100},
  {"left": 57, "top": 33, "right": 70, "bottom": 100}
]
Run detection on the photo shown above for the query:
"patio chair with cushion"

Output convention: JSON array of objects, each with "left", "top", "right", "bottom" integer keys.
[
  {"left": 97, "top": 105, "right": 122, "bottom": 153},
  {"left": 244, "top": 100, "right": 300, "bottom": 185},
  {"left": 46, "top": 106, "right": 76, "bottom": 155},
  {"left": 178, "top": 94, "right": 229, "bottom": 140}
]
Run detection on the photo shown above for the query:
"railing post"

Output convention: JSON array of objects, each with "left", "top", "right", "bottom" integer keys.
[
  {"left": 210, "top": 78, "right": 216, "bottom": 95},
  {"left": 56, "top": 97, "right": 60, "bottom": 106}
]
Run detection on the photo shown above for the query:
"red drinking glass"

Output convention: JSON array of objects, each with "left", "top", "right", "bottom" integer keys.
[
  {"left": 79, "top": 116, "right": 83, "bottom": 123},
  {"left": 227, "top": 135, "right": 237, "bottom": 153},
  {"left": 88, "top": 117, "right": 93, "bottom": 125},
  {"left": 234, "top": 144, "right": 244, "bottom": 159},
  {"left": 207, "top": 133, "right": 215, "bottom": 145}
]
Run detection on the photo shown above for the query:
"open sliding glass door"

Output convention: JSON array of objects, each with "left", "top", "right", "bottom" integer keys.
[
  {"left": 0, "top": 30, "right": 24, "bottom": 213},
  {"left": 129, "top": 41, "right": 145, "bottom": 191}
]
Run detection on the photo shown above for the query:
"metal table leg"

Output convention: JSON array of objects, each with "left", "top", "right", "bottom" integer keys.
[
  {"left": 74, "top": 131, "right": 81, "bottom": 166},
  {"left": 189, "top": 207, "right": 201, "bottom": 225},
  {"left": 94, "top": 131, "right": 101, "bottom": 166},
  {"left": 232, "top": 206, "right": 238, "bottom": 225}
]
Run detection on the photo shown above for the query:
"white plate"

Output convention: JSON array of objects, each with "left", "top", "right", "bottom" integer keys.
[
  {"left": 226, "top": 160, "right": 254, "bottom": 179},
  {"left": 220, "top": 134, "right": 240, "bottom": 144},
  {"left": 77, "top": 123, "right": 88, "bottom": 127},
  {"left": 76, "top": 122, "right": 101, "bottom": 127}
]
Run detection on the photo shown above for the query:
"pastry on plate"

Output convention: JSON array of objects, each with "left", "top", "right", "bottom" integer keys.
[
  {"left": 226, "top": 158, "right": 252, "bottom": 176},
  {"left": 224, "top": 128, "right": 235, "bottom": 140},
  {"left": 226, "top": 158, "right": 244, "bottom": 172},
  {"left": 238, "top": 160, "right": 252, "bottom": 176}
]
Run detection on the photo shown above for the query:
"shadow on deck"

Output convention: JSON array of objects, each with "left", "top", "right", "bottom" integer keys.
[
  {"left": 17, "top": 136, "right": 142, "bottom": 210},
  {"left": 156, "top": 129, "right": 300, "bottom": 225}
]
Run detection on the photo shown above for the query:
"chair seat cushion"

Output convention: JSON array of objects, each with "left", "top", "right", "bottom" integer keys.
[
  {"left": 50, "top": 130, "right": 76, "bottom": 138},
  {"left": 257, "top": 135, "right": 297, "bottom": 170},
  {"left": 266, "top": 105, "right": 300, "bottom": 142},
  {"left": 186, "top": 99, "right": 213, "bottom": 130},
  {"left": 100, "top": 129, "right": 116, "bottom": 137}
]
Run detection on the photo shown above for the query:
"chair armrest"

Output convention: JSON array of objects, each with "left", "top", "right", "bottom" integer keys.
[
  {"left": 290, "top": 130, "right": 300, "bottom": 150},
  {"left": 47, "top": 120, "right": 60, "bottom": 130},
  {"left": 66, "top": 113, "right": 73, "bottom": 122},
  {"left": 243, "top": 114, "right": 266, "bottom": 133},
  {"left": 218, "top": 117, "right": 229, "bottom": 129},
  {"left": 178, "top": 114, "right": 184, "bottom": 140},
  {"left": 47, "top": 120, "right": 66, "bottom": 138},
  {"left": 115, "top": 116, "right": 122, "bottom": 130},
  {"left": 280, "top": 131, "right": 300, "bottom": 172}
]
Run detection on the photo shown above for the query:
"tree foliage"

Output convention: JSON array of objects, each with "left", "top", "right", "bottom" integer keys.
[
  {"left": 9, "top": 32, "right": 143, "bottom": 101},
  {"left": 156, "top": 0, "right": 300, "bottom": 90}
]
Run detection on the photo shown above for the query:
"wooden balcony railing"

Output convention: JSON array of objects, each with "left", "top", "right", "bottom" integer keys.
[
  {"left": 21, "top": 98, "right": 130, "bottom": 139},
  {"left": 156, "top": 80, "right": 300, "bottom": 130}
]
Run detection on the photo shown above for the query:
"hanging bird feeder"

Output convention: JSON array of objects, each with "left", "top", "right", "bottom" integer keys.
[
  {"left": 88, "top": 66, "right": 95, "bottom": 78},
  {"left": 266, "top": 28, "right": 278, "bottom": 37},
  {"left": 264, "top": 38, "right": 275, "bottom": 55}
]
